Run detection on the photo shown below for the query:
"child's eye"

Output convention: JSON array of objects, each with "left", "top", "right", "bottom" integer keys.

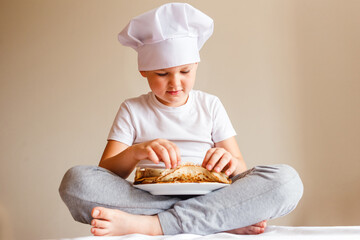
[
  {"left": 181, "top": 70, "right": 190, "bottom": 74},
  {"left": 156, "top": 73, "right": 167, "bottom": 76}
]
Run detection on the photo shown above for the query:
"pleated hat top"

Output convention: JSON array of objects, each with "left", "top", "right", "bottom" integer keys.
[{"left": 118, "top": 3, "right": 214, "bottom": 71}]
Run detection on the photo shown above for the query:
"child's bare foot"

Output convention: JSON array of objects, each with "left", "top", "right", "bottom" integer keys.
[
  {"left": 225, "top": 220, "right": 267, "bottom": 235},
  {"left": 90, "top": 207, "right": 163, "bottom": 236}
]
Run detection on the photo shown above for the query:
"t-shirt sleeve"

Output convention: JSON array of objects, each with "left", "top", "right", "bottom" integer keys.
[
  {"left": 107, "top": 102, "right": 135, "bottom": 146},
  {"left": 211, "top": 97, "right": 237, "bottom": 143}
]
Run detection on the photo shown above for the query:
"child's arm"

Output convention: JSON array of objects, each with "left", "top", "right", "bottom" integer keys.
[
  {"left": 99, "top": 139, "right": 181, "bottom": 179},
  {"left": 202, "top": 136, "right": 247, "bottom": 177}
]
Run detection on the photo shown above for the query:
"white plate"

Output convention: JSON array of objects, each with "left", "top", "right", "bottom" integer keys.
[{"left": 133, "top": 182, "right": 229, "bottom": 195}]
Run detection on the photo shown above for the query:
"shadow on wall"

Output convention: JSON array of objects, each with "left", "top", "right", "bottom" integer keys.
[
  {"left": 295, "top": 1, "right": 360, "bottom": 225},
  {"left": 0, "top": 203, "right": 14, "bottom": 240}
]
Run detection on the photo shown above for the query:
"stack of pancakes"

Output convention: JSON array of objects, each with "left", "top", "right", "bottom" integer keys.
[{"left": 134, "top": 163, "right": 232, "bottom": 184}]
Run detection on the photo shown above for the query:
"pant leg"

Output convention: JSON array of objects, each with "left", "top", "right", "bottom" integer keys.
[
  {"left": 59, "top": 165, "right": 181, "bottom": 224},
  {"left": 158, "top": 164, "right": 304, "bottom": 235}
]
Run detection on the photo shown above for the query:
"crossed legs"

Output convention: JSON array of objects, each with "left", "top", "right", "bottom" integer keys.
[{"left": 59, "top": 164, "right": 303, "bottom": 236}]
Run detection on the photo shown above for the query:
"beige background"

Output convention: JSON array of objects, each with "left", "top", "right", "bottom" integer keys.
[{"left": 1, "top": 0, "right": 360, "bottom": 239}]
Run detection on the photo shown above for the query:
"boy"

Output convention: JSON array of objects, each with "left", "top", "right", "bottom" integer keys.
[{"left": 59, "top": 3, "right": 303, "bottom": 236}]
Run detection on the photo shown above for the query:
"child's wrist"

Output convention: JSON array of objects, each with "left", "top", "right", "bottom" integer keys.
[{"left": 124, "top": 144, "right": 141, "bottom": 163}]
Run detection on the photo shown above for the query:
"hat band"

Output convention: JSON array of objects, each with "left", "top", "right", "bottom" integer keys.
[{"left": 137, "top": 37, "right": 200, "bottom": 71}]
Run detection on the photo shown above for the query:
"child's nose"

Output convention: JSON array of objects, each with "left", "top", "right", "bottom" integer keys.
[{"left": 169, "top": 74, "right": 181, "bottom": 86}]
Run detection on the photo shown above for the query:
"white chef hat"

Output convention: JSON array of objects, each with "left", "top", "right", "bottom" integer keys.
[{"left": 118, "top": 3, "right": 214, "bottom": 71}]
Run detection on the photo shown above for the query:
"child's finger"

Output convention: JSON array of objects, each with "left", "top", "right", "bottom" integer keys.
[
  {"left": 162, "top": 142, "right": 178, "bottom": 168},
  {"left": 152, "top": 143, "right": 171, "bottom": 169},
  {"left": 224, "top": 160, "right": 237, "bottom": 176},
  {"left": 213, "top": 152, "right": 232, "bottom": 173},
  {"left": 146, "top": 146, "right": 160, "bottom": 164},
  {"left": 202, "top": 148, "right": 216, "bottom": 168},
  {"left": 205, "top": 148, "right": 225, "bottom": 171},
  {"left": 171, "top": 142, "right": 181, "bottom": 165}
]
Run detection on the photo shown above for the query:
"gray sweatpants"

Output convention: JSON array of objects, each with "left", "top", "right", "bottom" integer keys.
[{"left": 59, "top": 164, "right": 303, "bottom": 235}]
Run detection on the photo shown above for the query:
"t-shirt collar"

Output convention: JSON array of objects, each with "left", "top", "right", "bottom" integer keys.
[{"left": 150, "top": 90, "right": 193, "bottom": 112}]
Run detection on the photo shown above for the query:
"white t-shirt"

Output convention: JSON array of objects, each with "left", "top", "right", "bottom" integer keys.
[{"left": 108, "top": 90, "right": 236, "bottom": 168}]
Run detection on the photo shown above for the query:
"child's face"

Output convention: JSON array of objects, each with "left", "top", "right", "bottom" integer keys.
[{"left": 140, "top": 63, "right": 198, "bottom": 107}]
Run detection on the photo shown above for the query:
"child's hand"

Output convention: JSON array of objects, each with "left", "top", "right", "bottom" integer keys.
[
  {"left": 202, "top": 147, "right": 237, "bottom": 176},
  {"left": 133, "top": 139, "right": 181, "bottom": 169}
]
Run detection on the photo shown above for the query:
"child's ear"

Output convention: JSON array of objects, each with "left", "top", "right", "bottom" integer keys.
[{"left": 140, "top": 71, "right": 147, "bottom": 77}]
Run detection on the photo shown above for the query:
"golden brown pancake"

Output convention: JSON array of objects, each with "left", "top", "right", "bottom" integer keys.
[{"left": 134, "top": 163, "right": 231, "bottom": 184}]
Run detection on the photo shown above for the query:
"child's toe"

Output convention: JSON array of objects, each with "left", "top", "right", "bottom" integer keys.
[
  {"left": 91, "top": 226, "right": 110, "bottom": 236},
  {"left": 246, "top": 226, "right": 263, "bottom": 234},
  {"left": 91, "top": 219, "right": 110, "bottom": 229},
  {"left": 92, "top": 207, "right": 111, "bottom": 220}
]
